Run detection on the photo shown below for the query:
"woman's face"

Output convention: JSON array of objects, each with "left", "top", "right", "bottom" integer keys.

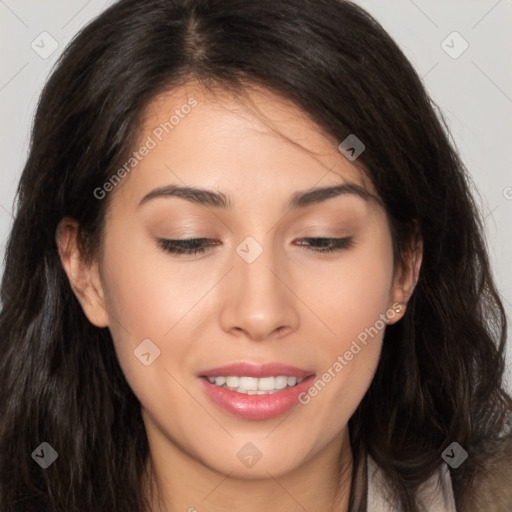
[{"left": 60, "top": 83, "right": 415, "bottom": 479}]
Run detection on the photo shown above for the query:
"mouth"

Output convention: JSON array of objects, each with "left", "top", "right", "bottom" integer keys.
[{"left": 197, "top": 362, "right": 316, "bottom": 420}]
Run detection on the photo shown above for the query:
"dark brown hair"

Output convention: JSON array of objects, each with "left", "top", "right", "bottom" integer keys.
[{"left": 1, "top": 1, "right": 511, "bottom": 510}]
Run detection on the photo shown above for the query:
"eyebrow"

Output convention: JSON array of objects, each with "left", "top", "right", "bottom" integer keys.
[{"left": 137, "top": 182, "right": 378, "bottom": 210}]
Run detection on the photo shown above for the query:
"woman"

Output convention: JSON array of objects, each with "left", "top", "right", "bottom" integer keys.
[{"left": 0, "top": 0, "right": 511, "bottom": 510}]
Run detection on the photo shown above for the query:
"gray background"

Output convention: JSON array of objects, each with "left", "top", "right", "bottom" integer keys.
[{"left": 1, "top": 0, "right": 511, "bottom": 391}]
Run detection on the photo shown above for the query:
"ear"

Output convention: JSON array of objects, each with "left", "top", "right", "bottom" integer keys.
[
  {"left": 387, "top": 227, "right": 423, "bottom": 324},
  {"left": 55, "top": 217, "right": 109, "bottom": 328}
]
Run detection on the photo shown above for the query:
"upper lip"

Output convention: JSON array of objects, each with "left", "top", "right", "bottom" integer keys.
[{"left": 198, "top": 362, "right": 315, "bottom": 379}]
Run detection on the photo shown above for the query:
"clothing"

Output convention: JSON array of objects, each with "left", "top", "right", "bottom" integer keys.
[{"left": 367, "top": 455, "right": 457, "bottom": 511}]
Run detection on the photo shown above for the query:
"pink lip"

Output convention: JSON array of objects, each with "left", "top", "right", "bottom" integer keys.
[
  {"left": 197, "top": 362, "right": 316, "bottom": 420},
  {"left": 198, "top": 362, "right": 314, "bottom": 378}
]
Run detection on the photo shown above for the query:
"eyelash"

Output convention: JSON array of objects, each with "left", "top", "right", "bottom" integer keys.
[{"left": 157, "top": 237, "right": 354, "bottom": 256}]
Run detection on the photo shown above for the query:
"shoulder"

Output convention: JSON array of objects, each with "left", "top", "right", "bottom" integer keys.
[
  {"left": 454, "top": 430, "right": 512, "bottom": 512},
  {"left": 367, "top": 455, "right": 457, "bottom": 512},
  {"left": 368, "top": 439, "right": 512, "bottom": 512}
]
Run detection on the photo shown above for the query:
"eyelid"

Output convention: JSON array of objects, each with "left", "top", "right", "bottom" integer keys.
[{"left": 157, "top": 237, "right": 219, "bottom": 254}]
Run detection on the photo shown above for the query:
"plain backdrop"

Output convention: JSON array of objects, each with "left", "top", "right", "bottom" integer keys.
[{"left": 1, "top": 0, "right": 511, "bottom": 391}]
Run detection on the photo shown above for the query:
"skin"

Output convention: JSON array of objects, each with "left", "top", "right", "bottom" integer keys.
[{"left": 56, "top": 82, "right": 422, "bottom": 512}]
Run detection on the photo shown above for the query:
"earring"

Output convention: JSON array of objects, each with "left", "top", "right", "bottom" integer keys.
[{"left": 394, "top": 303, "right": 402, "bottom": 313}]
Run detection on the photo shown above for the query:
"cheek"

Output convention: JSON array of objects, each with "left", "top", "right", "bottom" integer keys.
[
  {"left": 296, "top": 227, "right": 394, "bottom": 430},
  {"left": 98, "top": 231, "right": 199, "bottom": 378},
  {"left": 305, "top": 228, "right": 394, "bottom": 344},
  {"left": 98, "top": 240, "right": 210, "bottom": 427},
  {"left": 101, "top": 220, "right": 215, "bottom": 329}
]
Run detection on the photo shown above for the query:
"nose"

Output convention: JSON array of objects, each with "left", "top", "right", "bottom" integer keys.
[{"left": 219, "top": 239, "right": 300, "bottom": 341}]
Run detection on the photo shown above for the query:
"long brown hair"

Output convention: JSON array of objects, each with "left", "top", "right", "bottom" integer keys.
[{"left": 1, "top": 1, "right": 511, "bottom": 510}]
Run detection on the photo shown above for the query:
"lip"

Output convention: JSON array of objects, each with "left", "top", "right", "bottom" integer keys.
[
  {"left": 198, "top": 362, "right": 314, "bottom": 379},
  {"left": 198, "top": 363, "right": 316, "bottom": 421}
]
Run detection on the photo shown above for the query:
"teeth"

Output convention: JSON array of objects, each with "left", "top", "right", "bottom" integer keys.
[
  {"left": 225, "top": 376, "right": 239, "bottom": 388},
  {"left": 287, "top": 376, "right": 297, "bottom": 386},
  {"left": 204, "top": 375, "right": 307, "bottom": 394},
  {"left": 258, "top": 377, "right": 276, "bottom": 390},
  {"left": 239, "top": 376, "right": 259, "bottom": 390},
  {"left": 275, "top": 376, "right": 288, "bottom": 389}
]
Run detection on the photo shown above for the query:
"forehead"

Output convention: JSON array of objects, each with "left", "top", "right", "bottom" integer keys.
[{"left": 109, "top": 81, "right": 376, "bottom": 211}]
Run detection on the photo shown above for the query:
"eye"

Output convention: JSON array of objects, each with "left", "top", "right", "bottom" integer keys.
[
  {"left": 157, "top": 238, "right": 219, "bottom": 255},
  {"left": 295, "top": 237, "right": 354, "bottom": 253},
  {"left": 157, "top": 236, "right": 354, "bottom": 256}
]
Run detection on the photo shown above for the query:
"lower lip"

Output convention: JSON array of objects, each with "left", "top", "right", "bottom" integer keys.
[{"left": 199, "top": 375, "right": 316, "bottom": 420}]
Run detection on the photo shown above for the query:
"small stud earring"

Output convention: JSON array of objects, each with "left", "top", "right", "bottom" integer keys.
[{"left": 394, "top": 303, "right": 402, "bottom": 313}]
